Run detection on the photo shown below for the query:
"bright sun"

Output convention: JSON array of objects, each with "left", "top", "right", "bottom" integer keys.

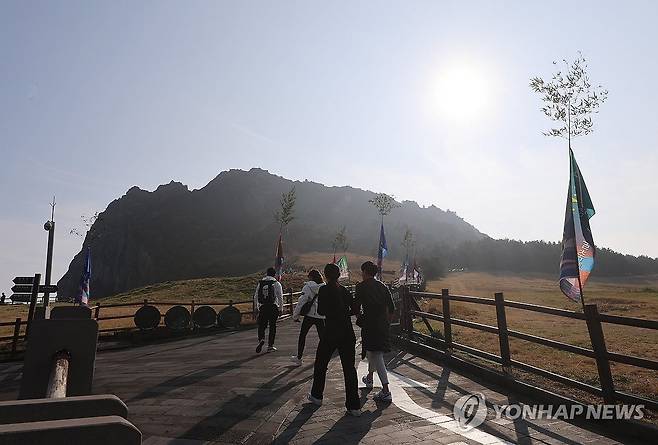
[{"left": 433, "top": 62, "right": 490, "bottom": 122}]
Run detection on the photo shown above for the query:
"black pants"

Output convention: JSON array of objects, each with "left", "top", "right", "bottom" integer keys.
[
  {"left": 257, "top": 304, "right": 279, "bottom": 346},
  {"left": 310, "top": 337, "right": 360, "bottom": 410},
  {"left": 297, "top": 316, "right": 325, "bottom": 359}
]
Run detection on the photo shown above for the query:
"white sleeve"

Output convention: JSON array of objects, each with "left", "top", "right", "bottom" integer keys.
[
  {"left": 253, "top": 283, "right": 260, "bottom": 309},
  {"left": 293, "top": 285, "right": 310, "bottom": 317},
  {"left": 275, "top": 282, "right": 284, "bottom": 309}
]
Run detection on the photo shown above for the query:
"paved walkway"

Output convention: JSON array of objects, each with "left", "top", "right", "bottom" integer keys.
[{"left": 0, "top": 320, "right": 639, "bottom": 444}]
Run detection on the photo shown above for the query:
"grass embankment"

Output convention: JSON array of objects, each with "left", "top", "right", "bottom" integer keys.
[{"left": 416, "top": 271, "right": 658, "bottom": 407}]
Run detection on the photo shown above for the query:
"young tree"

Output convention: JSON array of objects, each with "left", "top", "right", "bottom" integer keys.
[
  {"left": 530, "top": 53, "right": 608, "bottom": 147},
  {"left": 332, "top": 226, "right": 349, "bottom": 256},
  {"left": 273, "top": 187, "right": 296, "bottom": 232},
  {"left": 401, "top": 229, "right": 415, "bottom": 253},
  {"left": 368, "top": 193, "right": 400, "bottom": 218}
]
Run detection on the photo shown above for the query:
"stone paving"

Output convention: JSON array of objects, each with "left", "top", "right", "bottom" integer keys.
[
  {"left": 0, "top": 320, "right": 644, "bottom": 444},
  {"left": 272, "top": 350, "right": 639, "bottom": 445}
]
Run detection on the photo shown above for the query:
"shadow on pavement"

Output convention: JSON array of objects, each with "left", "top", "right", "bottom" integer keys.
[
  {"left": 180, "top": 364, "right": 314, "bottom": 441},
  {"left": 129, "top": 354, "right": 261, "bottom": 402}
]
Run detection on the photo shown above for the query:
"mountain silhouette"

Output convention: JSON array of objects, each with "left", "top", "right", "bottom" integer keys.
[{"left": 58, "top": 168, "right": 484, "bottom": 298}]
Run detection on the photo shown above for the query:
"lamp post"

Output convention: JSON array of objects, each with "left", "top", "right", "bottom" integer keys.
[{"left": 43, "top": 197, "right": 56, "bottom": 309}]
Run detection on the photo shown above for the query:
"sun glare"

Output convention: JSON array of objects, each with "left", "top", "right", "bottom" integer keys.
[{"left": 433, "top": 61, "right": 490, "bottom": 122}]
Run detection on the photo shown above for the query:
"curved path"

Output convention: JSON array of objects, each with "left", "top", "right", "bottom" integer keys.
[{"left": 0, "top": 320, "right": 636, "bottom": 444}]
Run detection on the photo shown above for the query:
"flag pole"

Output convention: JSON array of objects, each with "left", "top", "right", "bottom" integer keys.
[{"left": 577, "top": 272, "right": 586, "bottom": 312}]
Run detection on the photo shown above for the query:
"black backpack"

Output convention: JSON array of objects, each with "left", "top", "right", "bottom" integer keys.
[
  {"left": 299, "top": 288, "right": 319, "bottom": 316},
  {"left": 257, "top": 280, "right": 275, "bottom": 305}
]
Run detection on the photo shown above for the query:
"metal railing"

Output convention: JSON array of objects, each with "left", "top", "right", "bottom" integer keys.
[{"left": 398, "top": 287, "right": 658, "bottom": 411}]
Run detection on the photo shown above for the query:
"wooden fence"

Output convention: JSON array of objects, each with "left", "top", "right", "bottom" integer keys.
[
  {"left": 399, "top": 287, "right": 658, "bottom": 411},
  {"left": 0, "top": 288, "right": 306, "bottom": 358}
]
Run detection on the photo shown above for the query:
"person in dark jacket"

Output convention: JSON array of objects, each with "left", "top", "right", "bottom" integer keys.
[
  {"left": 308, "top": 263, "right": 361, "bottom": 416},
  {"left": 355, "top": 261, "right": 396, "bottom": 402}
]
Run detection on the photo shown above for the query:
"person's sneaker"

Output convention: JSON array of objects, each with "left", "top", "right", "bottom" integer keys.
[
  {"left": 361, "top": 374, "right": 373, "bottom": 389},
  {"left": 373, "top": 390, "right": 392, "bottom": 402},
  {"left": 346, "top": 409, "right": 361, "bottom": 417},
  {"left": 307, "top": 393, "right": 322, "bottom": 406},
  {"left": 256, "top": 340, "right": 265, "bottom": 353},
  {"left": 290, "top": 355, "right": 303, "bottom": 366},
  {"left": 267, "top": 346, "right": 277, "bottom": 352}
]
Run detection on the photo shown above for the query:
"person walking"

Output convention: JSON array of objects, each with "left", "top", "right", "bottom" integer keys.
[
  {"left": 253, "top": 267, "right": 284, "bottom": 353},
  {"left": 356, "top": 261, "right": 396, "bottom": 402},
  {"left": 308, "top": 263, "right": 361, "bottom": 416},
  {"left": 290, "top": 269, "right": 325, "bottom": 366}
]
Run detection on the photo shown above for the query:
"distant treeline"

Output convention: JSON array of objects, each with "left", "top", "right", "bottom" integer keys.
[{"left": 419, "top": 238, "right": 658, "bottom": 279}]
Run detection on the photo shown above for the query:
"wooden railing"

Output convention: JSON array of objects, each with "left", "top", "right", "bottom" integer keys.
[
  {"left": 398, "top": 287, "right": 658, "bottom": 411},
  {"left": 0, "top": 318, "right": 27, "bottom": 356},
  {"left": 0, "top": 287, "right": 312, "bottom": 356}
]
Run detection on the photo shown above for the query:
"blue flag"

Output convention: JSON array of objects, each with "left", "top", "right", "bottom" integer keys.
[
  {"left": 77, "top": 247, "right": 91, "bottom": 306},
  {"left": 377, "top": 222, "right": 388, "bottom": 279}
]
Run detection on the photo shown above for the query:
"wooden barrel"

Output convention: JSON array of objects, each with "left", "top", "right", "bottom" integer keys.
[
  {"left": 192, "top": 305, "right": 216, "bottom": 329},
  {"left": 134, "top": 305, "right": 160, "bottom": 330},
  {"left": 217, "top": 306, "right": 241, "bottom": 329},
  {"left": 164, "top": 305, "right": 191, "bottom": 331}
]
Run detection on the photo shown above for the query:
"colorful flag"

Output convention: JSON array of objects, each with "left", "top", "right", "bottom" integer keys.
[
  {"left": 412, "top": 258, "right": 422, "bottom": 284},
  {"left": 400, "top": 254, "right": 409, "bottom": 282},
  {"left": 336, "top": 255, "right": 350, "bottom": 280},
  {"left": 377, "top": 222, "right": 388, "bottom": 280},
  {"left": 77, "top": 247, "right": 91, "bottom": 306},
  {"left": 559, "top": 148, "right": 596, "bottom": 304},
  {"left": 274, "top": 233, "right": 284, "bottom": 281}
]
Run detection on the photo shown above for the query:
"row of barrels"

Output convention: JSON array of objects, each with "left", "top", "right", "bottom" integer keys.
[{"left": 133, "top": 304, "right": 242, "bottom": 331}]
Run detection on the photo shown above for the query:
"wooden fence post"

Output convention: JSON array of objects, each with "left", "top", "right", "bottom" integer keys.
[
  {"left": 94, "top": 303, "right": 101, "bottom": 320},
  {"left": 287, "top": 288, "right": 293, "bottom": 315},
  {"left": 11, "top": 318, "right": 21, "bottom": 356},
  {"left": 400, "top": 286, "right": 409, "bottom": 335},
  {"left": 584, "top": 303, "right": 616, "bottom": 404},
  {"left": 143, "top": 299, "right": 148, "bottom": 306},
  {"left": 191, "top": 300, "right": 195, "bottom": 317},
  {"left": 494, "top": 292, "right": 512, "bottom": 373},
  {"left": 26, "top": 273, "right": 41, "bottom": 337},
  {"left": 441, "top": 288, "right": 452, "bottom": 354}
]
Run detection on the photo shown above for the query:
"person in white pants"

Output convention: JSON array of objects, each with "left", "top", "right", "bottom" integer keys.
[{"left": 354, "top": 261, "right": 396, "bottom": 401}]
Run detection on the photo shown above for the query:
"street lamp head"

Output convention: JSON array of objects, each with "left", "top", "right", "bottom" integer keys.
[{"left": 44, "top": 221, "right": 53, "bottom": 231}]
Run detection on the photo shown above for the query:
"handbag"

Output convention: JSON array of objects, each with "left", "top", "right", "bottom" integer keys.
[{"left": 299, "top": 290, "right": 319, "bottom": 316}]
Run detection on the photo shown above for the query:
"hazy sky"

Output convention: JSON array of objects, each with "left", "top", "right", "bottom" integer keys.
[{"left": 2, "top": 1, "right": 657, "bottom": 292}]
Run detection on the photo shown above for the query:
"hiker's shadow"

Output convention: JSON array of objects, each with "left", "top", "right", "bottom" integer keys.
[
  {"left": 274, "top": 404, "right": 321, "bottom": 444},
  {"left": 311, "top": 387, "right": 385, "bottom": 444}
]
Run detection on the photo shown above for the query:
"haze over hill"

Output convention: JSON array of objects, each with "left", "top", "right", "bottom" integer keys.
[{"left": 58, "top": 168, "right": 484, "bottom": 298}]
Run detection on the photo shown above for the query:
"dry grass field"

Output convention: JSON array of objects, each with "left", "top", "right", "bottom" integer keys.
[{"left": 417, "top": 271, "right": 658, "bottom": 407}]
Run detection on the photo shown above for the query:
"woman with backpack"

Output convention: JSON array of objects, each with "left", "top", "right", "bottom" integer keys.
[{"left": 290, "top": 269, "right": 325, "bottom": 365}]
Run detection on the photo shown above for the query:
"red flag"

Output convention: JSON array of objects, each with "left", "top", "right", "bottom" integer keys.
[{"left": 274, "top": 234, "right": 284, "bottom": 281}]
